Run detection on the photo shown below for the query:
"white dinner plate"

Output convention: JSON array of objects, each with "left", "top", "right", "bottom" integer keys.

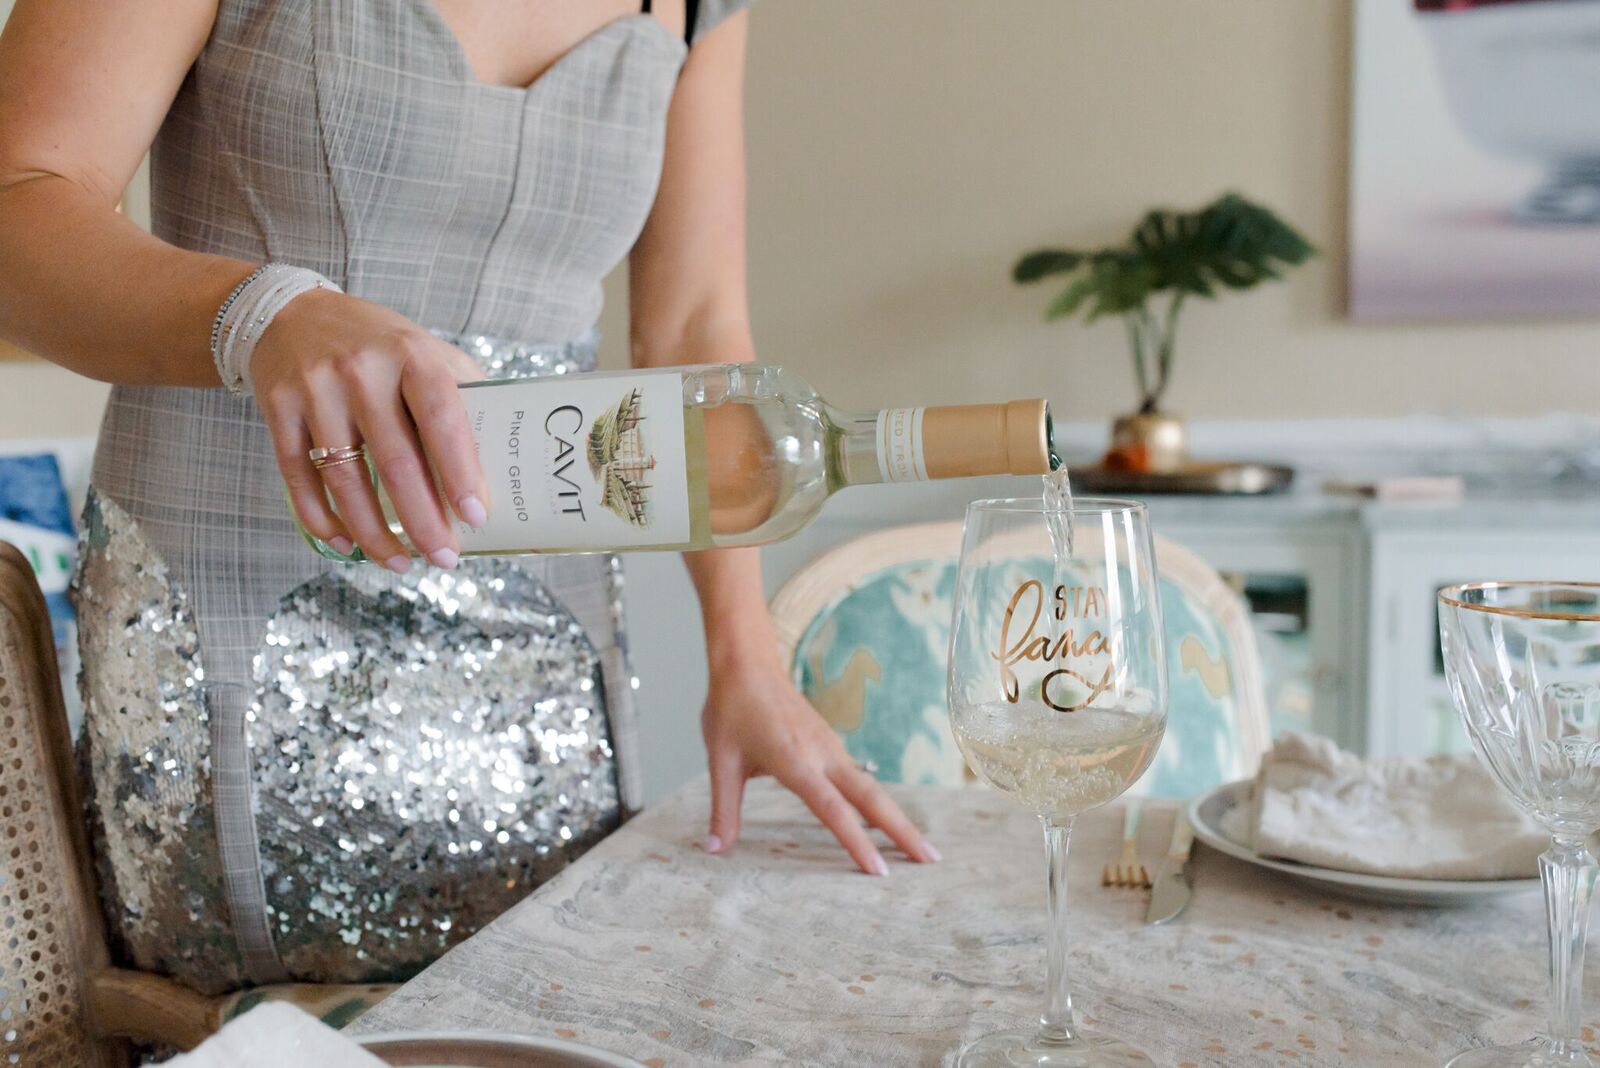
[
  {"left": 1187, "top": 780, "right": 1542, "bottom": 907},
  {"left": 356, "top": 1031, "right": 648, "bottom": 1068}
]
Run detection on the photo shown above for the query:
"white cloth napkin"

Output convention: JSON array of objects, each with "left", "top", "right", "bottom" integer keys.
[
  {"left": 1239, "top": 732, "right": 1546, "bottom": 881},
  {"left": 166, "top": 1002, "right": 388, "bottom": 1068}
]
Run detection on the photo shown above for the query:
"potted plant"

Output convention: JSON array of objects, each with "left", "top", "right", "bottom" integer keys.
[{"left": 1013, "top": 192, "right": 1315, "bottom": 473}]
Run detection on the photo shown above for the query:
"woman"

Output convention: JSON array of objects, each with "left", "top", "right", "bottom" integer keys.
[{"left": 0, "top": 0, "right": 937, "bottom": 992}]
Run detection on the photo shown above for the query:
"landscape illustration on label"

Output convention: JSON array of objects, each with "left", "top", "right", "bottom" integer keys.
[{"left": 587, "top": 387, "right": 659, "bottom": 527}]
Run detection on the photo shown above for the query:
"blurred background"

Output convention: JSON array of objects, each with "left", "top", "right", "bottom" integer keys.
[
  {"left": 5, "top": 0, "right": 1600, "bottom": 801},
  {"left": 8, "top": 0, "right": 1600, "bottom": 429}
]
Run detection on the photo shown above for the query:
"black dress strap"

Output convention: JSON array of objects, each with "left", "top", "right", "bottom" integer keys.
[{"left": 640, "top": 0, "right": 698, "bottom": 45}]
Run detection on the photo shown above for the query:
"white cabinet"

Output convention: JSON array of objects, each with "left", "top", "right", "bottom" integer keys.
[
  {"left": 1364, "top": 523, "right": 1600, "bottom": 758},
  {"left": 1136, "top": 498, "right": 1600, "bottom": 759},
  {"left": 1147, "top": 510, "right": 1366, "bottom": 751}
]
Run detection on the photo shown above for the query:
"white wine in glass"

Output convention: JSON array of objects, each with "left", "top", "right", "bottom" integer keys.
[
  {"left": 951, "top": 704, "right": 1163, "bottom": 820},
  {"left": 948, "top": 497, "right": 1167, "bottom": 1068}
]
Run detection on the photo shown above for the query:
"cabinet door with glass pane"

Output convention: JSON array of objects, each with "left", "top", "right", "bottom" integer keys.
[
  {"left": 1366, "top": 528, "right": 1600, "bottom": 757},
  {"left": 1154, "top": 517, "right": 1366, "bottom": 752}
]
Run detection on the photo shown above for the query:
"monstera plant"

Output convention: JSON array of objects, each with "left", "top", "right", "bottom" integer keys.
[{"left": 1013, "top": 192, "right": 1314, "bottom": 472}]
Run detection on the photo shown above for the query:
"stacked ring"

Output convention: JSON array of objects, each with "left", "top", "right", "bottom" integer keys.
[{"left": 309, "top": 444, "right": 365, "bottom": 471}]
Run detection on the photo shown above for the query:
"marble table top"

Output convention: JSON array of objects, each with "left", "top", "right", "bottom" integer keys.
[{"left": 349, "top": 780, "right": 1577, "bottom": 1067}]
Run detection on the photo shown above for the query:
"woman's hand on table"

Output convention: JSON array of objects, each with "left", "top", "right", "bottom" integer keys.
[
  {"left": 700, "top": 649, "right": 943, "bottom": 876},
  {"left": 252, "top": 288, "right": 490, "bottom": 571}
]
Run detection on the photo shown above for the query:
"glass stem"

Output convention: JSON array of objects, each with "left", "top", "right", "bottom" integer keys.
[
  {"left": 1039, "top": 816, "right": 1081, "bottom": 1045},
  {"left": 1541, "top": 834, "right": 1597, "bottom": 1058}
]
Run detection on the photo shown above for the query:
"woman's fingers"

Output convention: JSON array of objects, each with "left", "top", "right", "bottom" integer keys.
[
  {"left": 781, "top": 770, "right": 888, "bottom": 877},
  {"left": 439, "top": 339, "right": 488, "bottom": 386},
  {"left": 705, "top": 749, "right": 746, "bottom": 855},
  {"left": 351, "top": 384, "right": 460, "bottom": 569},
  {"left": 250, "top": 297, "right": 490, "bottom": 564},
  {"left": 400, "top": 352, "right": 489, "bottom": 531},
  {"left": 832, "top": 764, "right": 941, "bottom": 864},
  {"left": 304, "top": 401, "right": 411, "bottom": 571},
  {"left": 264, "top": 404, "right": 355, "bottom": 557}
]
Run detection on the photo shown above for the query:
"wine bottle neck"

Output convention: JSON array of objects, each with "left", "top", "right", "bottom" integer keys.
[{"left": 834, "top": 400, "right": 1056, "bottom": 487}]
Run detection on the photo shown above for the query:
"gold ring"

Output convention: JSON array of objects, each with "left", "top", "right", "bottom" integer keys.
[
  {"left": 312, "top": 453, "right": 365, "bottom": 472},
  {"left": 309, "top": 444, "right": 365, "bottom": 470}
]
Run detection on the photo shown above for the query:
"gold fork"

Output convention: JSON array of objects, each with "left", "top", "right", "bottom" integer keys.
[{"left": 1101, "top": 799, "right": 1150, "bottom": 889}]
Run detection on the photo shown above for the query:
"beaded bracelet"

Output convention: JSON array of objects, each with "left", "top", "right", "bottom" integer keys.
[
  {"left": 210, "top": 264, "right": 270, "bottom": 356},
  {"left": 211, "top": 263, "right": 342, "bottom": 396}
]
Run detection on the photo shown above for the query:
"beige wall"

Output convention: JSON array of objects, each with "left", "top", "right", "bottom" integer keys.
[
  {"left": 6, "top": 0, "right": 1598, "bottom": 441},
  {"left": 607, "top": 0, "right": 1600, "bottom": 422}
]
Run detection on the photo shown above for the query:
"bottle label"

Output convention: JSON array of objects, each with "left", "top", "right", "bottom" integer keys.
[
  {"left": 876, "top": 407, "right": 928, "bottom": 483},
  {"left": 456, "top": 371, "right": 692, "bottom": 552}
]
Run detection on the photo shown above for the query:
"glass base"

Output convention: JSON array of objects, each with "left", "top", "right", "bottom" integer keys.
[
  {"left": 956, "top": 1029, "right": 1154, "bottom": 1067},
  {"left": 1446, "top": 1039, "right": 1598, "bottom": 1068}
]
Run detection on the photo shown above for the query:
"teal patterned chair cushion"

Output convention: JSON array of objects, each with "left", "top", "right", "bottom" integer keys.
[
  {"left": 794, "top": 561, "right": 962, "bottom": 786},
  {"left": 792, "top": 556, "right": 1254, "bottom": 799}
]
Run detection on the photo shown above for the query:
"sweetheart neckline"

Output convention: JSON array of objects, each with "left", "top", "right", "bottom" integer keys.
[{"left": 411, "top": 6, "right": 685, "bottom": 96}]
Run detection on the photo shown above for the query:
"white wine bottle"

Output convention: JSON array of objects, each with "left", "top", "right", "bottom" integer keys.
[{"left": 301, "top": 363, "right": 1058, "bottom": 560}]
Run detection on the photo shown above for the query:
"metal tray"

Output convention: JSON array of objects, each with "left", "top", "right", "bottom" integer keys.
[
  {"left": 1071, "top": 460, "right": 1294, "bottom": 496},
  {"left": 357, "top": 1031, "right": 647, "bottom": 1068}
]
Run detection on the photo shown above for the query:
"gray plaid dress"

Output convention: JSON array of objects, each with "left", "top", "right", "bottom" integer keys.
[{"left": 72, "top": 0, "right": 748, "bottom": 992}]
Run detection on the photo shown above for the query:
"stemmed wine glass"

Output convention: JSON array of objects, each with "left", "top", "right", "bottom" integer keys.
[
  {"left": 948, "top": 498, "right": 1167, "bottom": 1068},
  {"left": 1439, "top": 582, "right": 1600, "bottom": 1068}
]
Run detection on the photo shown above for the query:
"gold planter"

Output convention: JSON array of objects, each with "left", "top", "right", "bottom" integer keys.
[{"left": 1106, "top": 410, "right": 1188, "bottom": 474}]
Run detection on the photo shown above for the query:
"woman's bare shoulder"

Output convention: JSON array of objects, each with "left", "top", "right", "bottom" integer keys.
[{"left": 0, "top": 0, "right": 219, "bottom": 199}]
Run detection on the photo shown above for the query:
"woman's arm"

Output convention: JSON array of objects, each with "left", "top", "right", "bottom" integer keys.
[
  {"left": 629, "top": 12, "right": 939, "bottom": 876},
  {"left": 0, "top": 0, "right": 241, "bottom": 385},
  {"left": 0, "top": 0, "right": 487, "bottom": 569}
]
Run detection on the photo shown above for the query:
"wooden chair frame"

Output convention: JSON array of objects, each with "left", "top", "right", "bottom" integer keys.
[{"left": 0, "top": 543, "right": 390, "bottom": 1058}]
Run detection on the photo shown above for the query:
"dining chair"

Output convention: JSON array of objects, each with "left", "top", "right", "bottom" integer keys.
[
  {"left": 770, "top": 520, "right": 1271, "bottom": 797},
  {"left": 0, "top": 543, "right": 393, "bottom": 1061}
]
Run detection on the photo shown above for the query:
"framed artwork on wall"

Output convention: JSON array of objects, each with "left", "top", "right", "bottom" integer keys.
[{"left": 1349, "top": 0, "right": 1600, "bottom": 320}]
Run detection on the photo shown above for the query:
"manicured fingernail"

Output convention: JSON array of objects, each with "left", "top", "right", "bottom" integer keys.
[
  {"left": 328, "top": 536, "right": 354, "bottom": 556},
  {"left": 869, "top": 854, "right": 889, "bottom": 877},
  {"left": 385, "top": 554, "right": 413, "bottom": 575},
  {"left": 922, "top": 841, "right": 943, "bottom": 863},
  {"left": 458, "top": 495, "right": 488, "bottom": 530},
  {"left": 703, "top": 835, "right": 723, "bottom": 854},
  {"left": 428, "top": 547, "right": 460, "bottom": 570}
]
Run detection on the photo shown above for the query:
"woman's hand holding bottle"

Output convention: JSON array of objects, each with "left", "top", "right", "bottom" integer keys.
[{"left": 250, "top": 289, "right": 489, "bottom": 572}]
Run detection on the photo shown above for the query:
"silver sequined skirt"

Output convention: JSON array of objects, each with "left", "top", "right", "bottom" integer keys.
[{"left": 75, "top": 331, "right": 636, "bottom": 992}]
